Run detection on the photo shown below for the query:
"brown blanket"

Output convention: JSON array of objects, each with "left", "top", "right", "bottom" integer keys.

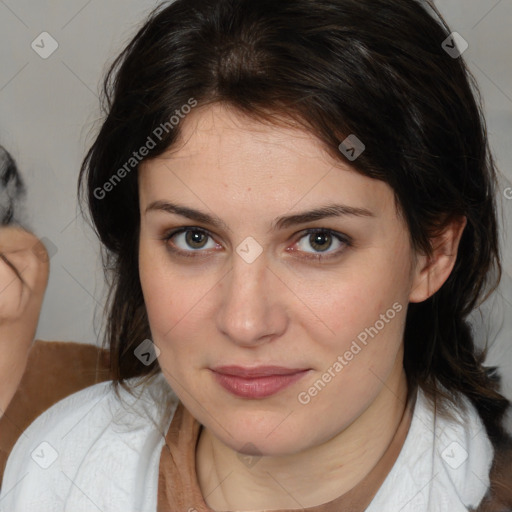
[{"left": 0, "top": 340, "right": 110, "bottom": 481}]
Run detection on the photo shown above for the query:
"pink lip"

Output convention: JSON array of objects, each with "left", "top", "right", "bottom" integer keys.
[{"left": 210, "top": 366, "right": 310, "bottom": 399}]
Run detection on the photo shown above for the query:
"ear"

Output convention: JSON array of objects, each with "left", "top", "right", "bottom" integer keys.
[{"left": 409, "top": 216, "right": 467, "bottom": 303}]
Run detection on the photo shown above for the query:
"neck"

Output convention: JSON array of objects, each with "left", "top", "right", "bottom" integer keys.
[{"left": 196, "top": 359, "right": 410, "bottom": 511}]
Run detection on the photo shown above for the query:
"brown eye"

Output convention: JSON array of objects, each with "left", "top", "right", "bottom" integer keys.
[
  {"left": 162, "top": 227, "right": 220, "bottom": 257},
  {"left": 309, "top": 232, "right": 333, "bottom": 252},
  {"left": 292, "top": 228, "right": 351, "bottom": 261},
  {"left": 185, "top": 230, "right": 209, "bottom": 249}
]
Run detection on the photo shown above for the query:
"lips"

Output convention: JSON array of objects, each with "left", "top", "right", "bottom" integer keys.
[
  {"left": 212, "top": 365, "right": 308, "bottom": 377},
  {"left": 210, "top": 365, "right": 310, "bottom": 399}
]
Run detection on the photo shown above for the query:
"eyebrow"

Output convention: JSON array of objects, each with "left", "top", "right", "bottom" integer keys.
[{"left": 145, "top": 200, "right": 375, "bottom": 232}]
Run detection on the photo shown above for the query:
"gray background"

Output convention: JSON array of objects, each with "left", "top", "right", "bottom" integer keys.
[{"left": 0, "top": 1, "right": 511, "bottom": 425}]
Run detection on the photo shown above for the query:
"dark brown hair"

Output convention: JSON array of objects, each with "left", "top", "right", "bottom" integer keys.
[{"left": 78, "top": 0, "right": 511, "bottom": 447}]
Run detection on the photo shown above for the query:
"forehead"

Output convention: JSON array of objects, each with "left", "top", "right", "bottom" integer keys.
[{"left": 138, "top": 104, "right": 396, "bottom": 220}]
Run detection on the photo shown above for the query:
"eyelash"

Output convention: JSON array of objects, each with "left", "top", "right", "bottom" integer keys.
[{"left": 160, "top": 227, "right": 352, "bottom": 261}]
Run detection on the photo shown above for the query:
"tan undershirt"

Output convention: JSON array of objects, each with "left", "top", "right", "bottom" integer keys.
[{"left": 157, "top": 392, "right": 416, "bottom": 512}]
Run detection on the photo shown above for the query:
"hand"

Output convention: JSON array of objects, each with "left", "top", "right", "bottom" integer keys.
[
  {"left": 0, "top": 226, "right": 49, "bottom": 415},
  {"left": 0, "top": 227, "right": 49, "bottom": 321}
]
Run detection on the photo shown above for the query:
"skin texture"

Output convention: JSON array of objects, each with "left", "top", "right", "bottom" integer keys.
[
  {"left": 0, "top": 227, "right": 49, "bottom": 416},
  {"left": 138, "top": 104, "right": 466, "bottom": 510}
]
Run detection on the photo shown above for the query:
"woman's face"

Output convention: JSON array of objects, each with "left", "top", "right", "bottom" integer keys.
[{"left": 138, "top": 103, "right": 420, "bottom": 456}]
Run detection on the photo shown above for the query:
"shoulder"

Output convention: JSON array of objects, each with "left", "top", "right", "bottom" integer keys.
[
  {"left": 0, "top": 374, "right": 178, "bottom": 512},
  {"left": 369, "top": 387, "right": 496, "bottom": 512}
]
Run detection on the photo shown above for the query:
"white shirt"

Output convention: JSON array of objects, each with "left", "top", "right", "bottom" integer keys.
[{"left": 0, "top": 374, "right": 494, "bottom": 512}]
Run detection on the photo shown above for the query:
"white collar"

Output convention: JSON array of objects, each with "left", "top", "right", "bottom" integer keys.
[{"left": 368, "top": 387, "right": 494, "bottom": 511}]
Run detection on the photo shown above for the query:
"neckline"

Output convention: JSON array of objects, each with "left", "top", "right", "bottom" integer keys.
[{"left": 157, "top": 390, "right": 417, "bottom": 512}]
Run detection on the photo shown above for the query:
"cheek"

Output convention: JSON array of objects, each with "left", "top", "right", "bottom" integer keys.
[
  {"left": 296, "top": 287, "right": 406, "bottom": 389},
  {"left": 138, "top": 244, "right": 214, "bottom": 364},
  {"left": 139, "top": 245, "right": 179, "bottom": 338},
  {"left": 140, "top": 279, "right": 182, "bottom": 344},
  {"left": 296, "top": 253, "right": 411, "bottom": 348},
  {"left": 288, "top": 253, "right": 412, "bottom": 404}
]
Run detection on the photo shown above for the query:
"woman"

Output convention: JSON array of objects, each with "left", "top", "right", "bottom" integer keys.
[
  {"left": 1, "top": 0, "right": 511, "bottom": 510},
  {"left": 0, "top": 147, "right": 49, "bottom": 417}
]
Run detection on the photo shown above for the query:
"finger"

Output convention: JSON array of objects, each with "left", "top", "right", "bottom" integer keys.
[
  {"left": 0, "top": 252, "right": 27, "bottom": 285},
  {"left": 0, "top": 227, "right": 49, "bottom": 320}
]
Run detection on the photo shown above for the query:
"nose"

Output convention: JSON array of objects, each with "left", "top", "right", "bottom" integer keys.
[{"left": 215, "top": 252, "right": 288, "bottom": 348}]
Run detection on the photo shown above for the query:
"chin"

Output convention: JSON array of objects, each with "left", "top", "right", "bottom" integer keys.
[{"left": 208, "top": 413, "right": 312, "bottom": 458}]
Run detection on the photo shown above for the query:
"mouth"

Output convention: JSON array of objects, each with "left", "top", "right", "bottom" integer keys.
[{"left": 210, "top": 366, "right": 311, "bottom": 399}]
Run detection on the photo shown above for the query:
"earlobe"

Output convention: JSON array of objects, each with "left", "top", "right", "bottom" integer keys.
[{"left": 409, "top": 216, "right": 467, "bottom": 303}]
